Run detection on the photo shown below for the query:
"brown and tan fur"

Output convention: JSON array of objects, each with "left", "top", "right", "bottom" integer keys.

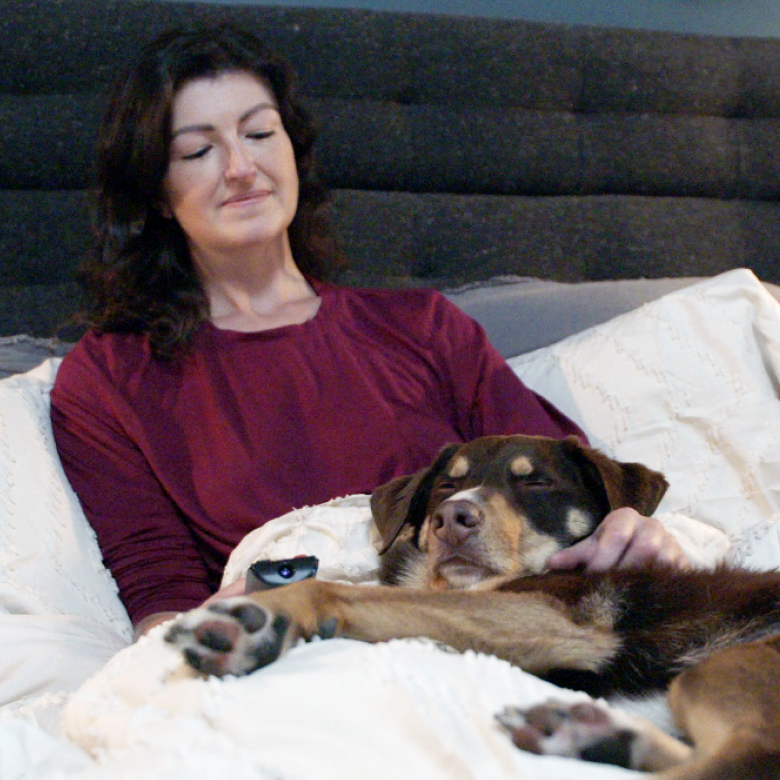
[
  {"left": 166, "top": 435, "right": 780, "bottom": 780},
  {"left": 371, "top": 434, "right": 666, "bottom": 591}
]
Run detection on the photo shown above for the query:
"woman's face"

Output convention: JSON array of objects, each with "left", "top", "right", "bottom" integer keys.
[{"left": 161, "top": 71, "right": 299, "bottom": 264}]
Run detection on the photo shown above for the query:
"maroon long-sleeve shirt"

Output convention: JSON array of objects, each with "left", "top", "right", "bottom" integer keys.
[{"left": 51, "top": 282, "right": 584, "bottom": 624}]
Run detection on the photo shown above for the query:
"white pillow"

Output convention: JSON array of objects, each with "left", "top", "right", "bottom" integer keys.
[
  {"left": 0, "top": 614, "right": 127, "bottom": 733},
  {"left": 0, "top": 359, "right": 129, "bottom": 631},
  {"left": 0, "top": 360, "right": 131, "bottom": 724},
  {"left": 510, "top": 268, "right": 780, "bottom": 569}
]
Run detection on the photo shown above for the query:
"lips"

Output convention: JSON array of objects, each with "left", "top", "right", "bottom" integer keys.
[{"left": 222, "top": 189, "right": 271, "bottom": 206}]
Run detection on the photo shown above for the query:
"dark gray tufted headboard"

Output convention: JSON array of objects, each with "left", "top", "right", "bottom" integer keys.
[{"left": 3, "top": 0, "right": 780, "bottom": 338}]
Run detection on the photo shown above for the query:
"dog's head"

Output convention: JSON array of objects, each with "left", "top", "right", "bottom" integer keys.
[{"left": 371, "top": 435, "right": 668, "bottom": 590}]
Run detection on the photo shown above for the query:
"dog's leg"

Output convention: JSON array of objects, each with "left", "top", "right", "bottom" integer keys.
[
  {"left": 498, "top": 637, "right": 780, "bottom": 779},
  {"left": 165, "top": 579, "right": 620, "bottom": 677},
  {"left": 496, "top": 698, "right": 692, "bottom": 772},
  {"left": 653, "top": 637, "right": 780, "bottom": 780}
]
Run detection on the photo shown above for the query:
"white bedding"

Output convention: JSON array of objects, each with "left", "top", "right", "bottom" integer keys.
[{"left": 2, "top": 269, "right": 780, "bottom": 779}]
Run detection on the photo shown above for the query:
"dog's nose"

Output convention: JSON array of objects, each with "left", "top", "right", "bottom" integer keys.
[{"left": 431, "top": 500, "right": 483, "bottom": 544}]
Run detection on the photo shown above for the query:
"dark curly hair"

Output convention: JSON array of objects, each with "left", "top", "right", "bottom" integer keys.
[{"left": 81, "top": 24, "right": 345, "bottom": 359}]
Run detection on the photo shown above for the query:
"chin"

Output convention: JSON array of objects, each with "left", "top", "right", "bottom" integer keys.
[{"left": 436, "top": 561, "right": 501, "bottom": 590}]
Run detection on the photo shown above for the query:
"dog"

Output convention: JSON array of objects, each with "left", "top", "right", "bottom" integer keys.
[
  {"left": 370, "top": 434, "right": 668, "bottom": 590},
  {"left": 165, "top": 435, "right": 780, "bottom": 780}
]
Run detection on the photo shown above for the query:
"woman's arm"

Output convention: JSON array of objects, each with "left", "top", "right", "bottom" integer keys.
[
  {"left": 132, "top": 577, "right": 249, "bottom": 640},
  {"left": 50, "top": 343, "right": 213, "bottom": 625}
]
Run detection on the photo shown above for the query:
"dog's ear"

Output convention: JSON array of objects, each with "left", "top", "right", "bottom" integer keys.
[
  {"left": 563, "top": 436, "right": 669, "bottom": 517},
  {"left": 371, "top": 444, "right": 459, "bottom": 555}
]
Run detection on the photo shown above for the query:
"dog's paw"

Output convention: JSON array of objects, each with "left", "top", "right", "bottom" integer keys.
[
  {"left": 496, "top": 699, "right": 639, "bottom": 768},
  {"left": 165, "top": 596, "right": 293, "bottom": 677}
]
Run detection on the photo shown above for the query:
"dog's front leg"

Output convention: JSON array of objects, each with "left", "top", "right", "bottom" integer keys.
[
  {"left": 164, "top": 580, "right": 348, "bottom": 676},
  {"left": 166, "top": 580, "right": 620, "bottom": 678}
]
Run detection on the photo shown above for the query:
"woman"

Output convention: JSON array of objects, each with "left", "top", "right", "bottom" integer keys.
[{"left": 50, "top": 25, "right": 698, "bottom": 638}]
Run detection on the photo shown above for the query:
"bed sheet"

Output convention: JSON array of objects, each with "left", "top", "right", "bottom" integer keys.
[{"left": 2, "top": 268, "right": 780, "bottom": 779}]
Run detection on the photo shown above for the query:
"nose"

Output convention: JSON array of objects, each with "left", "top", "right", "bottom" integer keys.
[
  {"left": 431, "top": 499, "right": 483, "bottom": 545},
  {"left": 225, "top": 139, "right": 256, "bottom": 180}
]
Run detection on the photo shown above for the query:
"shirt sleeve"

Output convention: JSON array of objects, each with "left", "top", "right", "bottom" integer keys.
[
  {"left": 430, "top": 294, "right": 587, "bottom": 442},
  {"left": 50, "top": 339, "right": 213, "bottom": 626}
]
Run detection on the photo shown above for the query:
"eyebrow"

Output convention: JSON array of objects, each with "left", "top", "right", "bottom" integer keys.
[{"left": 170, "top": 101, "right": 279, "bottom": 139}]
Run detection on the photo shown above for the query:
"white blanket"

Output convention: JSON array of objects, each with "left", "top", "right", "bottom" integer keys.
[{"left": 2, "top": 269, "right": 780, "bottom": 779}]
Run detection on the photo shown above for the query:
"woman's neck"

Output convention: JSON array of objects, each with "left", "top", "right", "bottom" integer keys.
[{"left": 193, "top": 238, "right": 321, "bottom": 333}]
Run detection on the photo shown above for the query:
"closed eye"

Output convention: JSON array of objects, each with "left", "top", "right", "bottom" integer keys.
[
  {"left": 247, "top": 130, "right": 275, "bottom": 141},
  {"left": 433, "top": 476, "right": 466, "bottom": 495},
  {"left": 177, "top": 131, "right": 274, "bottom": 161},
  {"left": 181, "top": 145, "right": 212, "bottom": 161},
  {"left": 514, "top": 475, "right": 555, "bottom": 489}
]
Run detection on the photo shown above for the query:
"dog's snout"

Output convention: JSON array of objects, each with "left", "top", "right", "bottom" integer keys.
[{"left": 432, "top": 499, "right": 483, "bottom": 543}]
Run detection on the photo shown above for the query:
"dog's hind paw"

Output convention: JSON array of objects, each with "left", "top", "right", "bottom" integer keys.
[
  {"left": 496, "top": 700, "right": 639, "bottom": 768},
  {"left": 165, "top": 596, "right": 291, "bottom": 677}
]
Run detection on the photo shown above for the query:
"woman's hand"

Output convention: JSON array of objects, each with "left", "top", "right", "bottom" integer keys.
[
  {"left": 133, "top": 577, "right": 249, "bottom": 640},
  {"left": 202, "top": 576, "right": 248, "bottom": 605},
  {"left": 546, "top": 507, "right": 691, "bottom": 573}
]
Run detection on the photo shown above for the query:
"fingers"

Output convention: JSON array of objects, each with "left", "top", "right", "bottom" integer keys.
[
  {"left": 202, "top": 576, "right": 248, "bottom": 605},
  {"left": 545, "top": 535, "right": 598, "bottom": 571},
  {"left": 547, "top": 509, "right": 691, "bottom": 573},
  {"left": 588, "top": 508, "right": 644, "bottom": 571},
  {"left": 607, "top": 510, "right": 690, "bottom": 571}
]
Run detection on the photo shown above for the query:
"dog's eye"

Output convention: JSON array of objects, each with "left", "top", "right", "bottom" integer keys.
[
  {"left": 434, "top": 475, "right": 466, "bottom": 495},
  {"left": 514, "top": 475, "right": 554, "bottom": 489}
]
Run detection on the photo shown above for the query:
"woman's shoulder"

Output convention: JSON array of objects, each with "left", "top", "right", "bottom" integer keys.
[
  {"left": 318, "top": 280, "right": 469, "bottom": 328},
  {"left": 54, "top": 329, "right": 154, "bottom": 394},
  {"left": 311, "top": 282, "right": 490, "bottom": 366}
]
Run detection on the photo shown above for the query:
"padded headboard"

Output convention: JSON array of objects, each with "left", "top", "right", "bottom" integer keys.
[{"left": 4, "top": 0, "right": 780, "bottom": 338}]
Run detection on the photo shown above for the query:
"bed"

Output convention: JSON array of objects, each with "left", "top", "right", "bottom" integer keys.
[{"left": 3, "top": 2, "right": 780, "bottom": 778}]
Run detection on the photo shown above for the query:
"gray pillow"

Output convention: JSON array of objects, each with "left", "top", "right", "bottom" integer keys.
[
  {"left": 4, "top": 275, "right": 778, "bottom": 374},
  {"left": 445, "top": 276, "right": 708, "bottom": 357},
  {"left": 0, "top": 335, "right": 73, "bottom": 379}
]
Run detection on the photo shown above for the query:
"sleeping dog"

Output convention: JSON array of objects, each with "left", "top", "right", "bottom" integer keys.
[
  {"left": 371, "top": 434, "right": 667, "bottom": 590},
  {"left": 166, "top": 435, "right": 780, "bottom": 780}
]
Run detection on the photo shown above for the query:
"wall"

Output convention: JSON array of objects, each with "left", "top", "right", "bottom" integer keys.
[{"left": 157, "top": 0, "right": 780, "bottom": 38}]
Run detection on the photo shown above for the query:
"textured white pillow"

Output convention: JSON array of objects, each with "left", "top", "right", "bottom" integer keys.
[
  {"left": 0, "top": 359, "right": 129, "bottom": 631},
  {"left": 0, "top": 359, "right": 131, "bottom": 724},
  {"left": 510, "top": 268, "right": 780, "bottom": 569}
]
